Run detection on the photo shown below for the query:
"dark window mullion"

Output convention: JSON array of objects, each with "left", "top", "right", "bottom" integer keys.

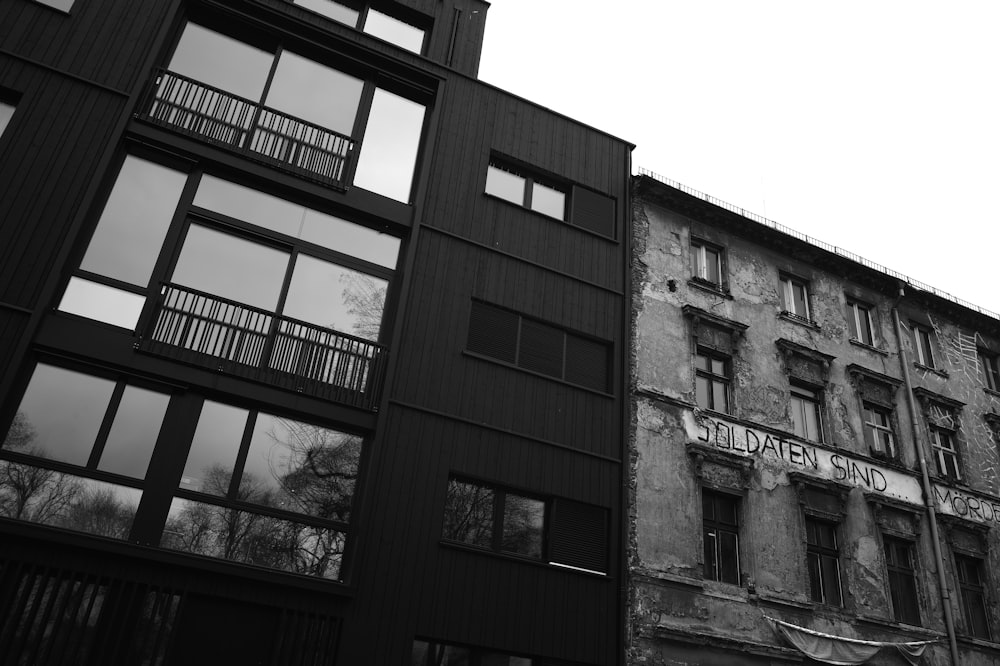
[
  {"left": 344, "top": 81, "right": 377, "bottom": 188},
  {"left": 560, "top": 331, "right": 568, "bottom": 381},
  {"left": 523, "top": 177, "right": 534, "bottom": 209},
  {"left": 227, "top": 410, "right": 259, "bottom": 499},
  {"left": 491, "top": 489, "right": 506, "bottom": 552},
  {"left": 86, "top": 381, "right": 126, "bottom": 469},
  {"left": 514, "top": 315, "right": 524, "bottom": 368}
]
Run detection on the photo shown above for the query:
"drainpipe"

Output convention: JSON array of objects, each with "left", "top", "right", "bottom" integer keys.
[{"left": 891, "top": 283, "right": 960, "bottom": 665}]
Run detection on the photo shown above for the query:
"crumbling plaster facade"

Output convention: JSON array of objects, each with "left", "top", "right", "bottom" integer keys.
[{"left": 628, "top": 175, "right": 1000, "bottom": 666}]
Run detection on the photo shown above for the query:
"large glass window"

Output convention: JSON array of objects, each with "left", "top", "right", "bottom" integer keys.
[
  {"left": 152, "top": 23, "right": 427, "bottom": 200},
  {"left": 0, "top": 364, "right": 170, "bottom": 540},
  {"left": 1, "top": 363, "right": 363, "bottom": 580}
]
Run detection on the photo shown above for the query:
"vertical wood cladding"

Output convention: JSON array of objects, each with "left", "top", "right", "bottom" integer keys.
[
  {"left": 421, "top": 77, "right": 629, "bottom": 291},
  {"left": 0, "top": 63, "right": 126, "bottom": 308},
  {"left": 391, "top": 231, "right": 620, "bottom": 459},
  {"left": 346, "top": 406, "right": 618, "bottom": 665},
  {"left": 0, "top": 312, "right": 29, "bottom": 388},
  {"left": 0, "top": 0, "right": 176, "bottom": 92}
]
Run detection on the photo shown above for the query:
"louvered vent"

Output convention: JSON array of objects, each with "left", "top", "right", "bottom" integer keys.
[
  {"left": 570, "top": 186, "right": 616, "bottom": 238},
  {"left": 548, "top": 499, "right": 608, "bottom": 574},
  {"left": 518, "top": 319, "right": 564, "bottom": 379},
  {"left": 564, "top": 336, "right": 609, "bottom": 392},
  {"left": 467, "top": 301, "right": 518, "bottom": 364}
]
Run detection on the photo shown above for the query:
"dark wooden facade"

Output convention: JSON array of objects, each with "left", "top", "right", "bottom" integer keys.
[{"left": 0, "top": 1, "right": 631, "bottom": 664}]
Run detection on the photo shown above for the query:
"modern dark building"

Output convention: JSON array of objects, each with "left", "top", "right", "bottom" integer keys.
[
  {"left": 629, "top": 172, "right": 1000, "bottom": 666},
  {"left": 0, "top": 1, "right": 632, "bottom": 663}
]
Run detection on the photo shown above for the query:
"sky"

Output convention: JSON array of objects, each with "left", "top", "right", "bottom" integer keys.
[{"left": 477, "top": 1, "right": 1000, "bottom": 316}]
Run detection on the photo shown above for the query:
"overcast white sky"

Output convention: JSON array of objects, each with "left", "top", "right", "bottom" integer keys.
[{"left": 478, "top": 1, "right": 1000, "bottom": 316}]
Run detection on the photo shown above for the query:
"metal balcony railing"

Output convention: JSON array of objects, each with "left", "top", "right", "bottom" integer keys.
[
  {"left": 138, "top": 283, "right": 386, "bottom": 411},
  {"left": 140, "top": 69, "right": 355, "bottom": 189}
]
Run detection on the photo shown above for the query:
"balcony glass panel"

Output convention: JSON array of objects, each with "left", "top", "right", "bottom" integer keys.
[
  {"left": 96, "top": 386, "right": 171, "bottom": 479},
  {"left": 171, "top": 224, "right": 289, "bottom": 312},
  {"left": 2, "top": 365, "right": 115, "bottom": 466},
  {"left": 168, "top": 23, "right": 271, "bottom": 100},
  {"left": 193, "top": 175, "right": 400, "bottom": 268},
  {"left": 58, "top": 277, "right": 146, "bottom": 330},
  {"left": 353, "top": 88, "right": 425, "bottom": 202},
  {"left": 80, "top": 156, "right": 186, "bottom": 286},
  {"left": 363, "top": 9, "right": 424, "bottom": 53},
  {"left": 180, "top": 401, "right": 248, "bottom": 495},
  {"left": 265, "top": 50, "right": 363, "bottom": 135},
  {"left": 283, "top": 255, "right": 387, "bottom": 339}
]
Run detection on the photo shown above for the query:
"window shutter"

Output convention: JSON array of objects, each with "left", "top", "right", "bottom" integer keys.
[
  {"left": 549, "top": 499, "right": 607, "bottom": 573},
  {"left": 467, "top": 302, "right": 518, "bottom": 364},
  {"left": 564, "top": 335, "right": 609, "bottom": 392},
  {"left": 570, "top": 186, "right": 615, "bottom": 238},
  {"left": 518, "top": 319, "right": 564, "bottom": 379}
]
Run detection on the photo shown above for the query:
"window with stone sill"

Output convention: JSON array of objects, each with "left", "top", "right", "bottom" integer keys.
[
  {"left": 863, "top": 402, "right": 896, "bottom": 459},
  {"left": 846, "top": 299, "right": 876, "bottom": 346},
  {"left": 806, "top": 517, "right": 843, "bottom": 606},
  {"left": 695, "top": 347, "right": 731, "bottom": 414},
  {"left": 911, "top": 323, "right": 936, "bottom": 369},
  {"left": 779, "top": 274, "right": 812, "bottom": 323},
  {"left": 884, "top": 536, "right": 920, "bottom": 625},
  {"left": 791, "top": 383, "right": 824, "bottom": 443},
  {"left": 955, "top": 553, "right": 991, "bottom": 640},
  {"left": 930, "top": 426, "right": 961, "bottom": 481},
  {"left": 979, "top": 350, "right": 1000, "bottom": 392},
  {"left": 702, "top": 489, "right": 740, "bottom": 585},
  {"left": 691, "top": 238, "right": 725, "bottom": 289}
]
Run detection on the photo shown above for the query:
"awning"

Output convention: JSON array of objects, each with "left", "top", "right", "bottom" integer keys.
[{"left": 766, "top": 616, "right": 938, "bottom": 665}]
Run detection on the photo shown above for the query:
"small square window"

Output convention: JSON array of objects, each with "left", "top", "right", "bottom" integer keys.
[
  {"left": 806, "top": 518, "right": 842, "bottom": 606},
  {"left": 691, "top": 239, "right": 724, "bottom": 287},
  {"left": 846, "top": 300, "right": 875, "bottom": 346},
  {"left": 790, "top": 384, "right": 823, "bottom": 442},
  {"left": 695, "top": 348, "right": 731, "bottom": 414},
  {"left": 980, "top": 351, "right": 1000, "bottom": 392},
  {"left": 779, "top": 275, "right": 811, "bottom": 322},
  {"left": 863, "top": 402, "right": 895, "bottom": 458},
  {"left": 702, "top": 490, "right": 740, "bottom": 585},
  {"left": 911, "top": 324, "right": 936, "bottom": 369}
]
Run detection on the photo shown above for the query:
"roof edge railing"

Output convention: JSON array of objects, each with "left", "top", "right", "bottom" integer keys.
[{"left": 636, "top": 167, "right": 999, "bottom": 322}]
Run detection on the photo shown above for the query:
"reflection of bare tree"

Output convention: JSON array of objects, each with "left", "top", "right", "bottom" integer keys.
[
  {"left": 162, "top": 420, "right": 358, "bottom": 579},
  {"left": 340, "top": 272, "right": 385, "bottom": 340},
  {"left": 443, "top": 480, "right": 494, "bottom": 548},
  {"left": 67, "top": 488, "right": 135, "bottom": 540},
  {"left": 1, "top": 411, "right": 82, "bottom": 524},
  {"left": 500, "top": 494, "right": 543, "bottom": 557}
]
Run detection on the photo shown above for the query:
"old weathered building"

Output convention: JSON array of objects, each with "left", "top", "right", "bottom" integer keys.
[
  {"left": 629, "top": 172, "right": 1000, "bottom": 665},
  {"left": 0, "top": 1, "right": 631, "bottom": 663}
]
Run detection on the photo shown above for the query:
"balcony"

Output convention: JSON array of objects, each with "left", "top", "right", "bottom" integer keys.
[
  {"left": 138, "top": 69, "right": 355, "bottom": 189},
  {"left": 138, "top": 283, "right": 386, "bottom": 411}
]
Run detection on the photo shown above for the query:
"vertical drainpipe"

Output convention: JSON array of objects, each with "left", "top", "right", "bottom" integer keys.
[{"left": 891, "top": 283, "right": 960, "bottom": 664}]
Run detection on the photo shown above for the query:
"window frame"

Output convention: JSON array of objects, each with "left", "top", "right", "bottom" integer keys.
[
  {"left": 911, "top": 323, "right": 936, "bottom": 369},
  {"left": 779, "top": 274, "right": 812, "bottom": 323},
  {"left": 690, "top": 238, "right": 725, "bottom": 289},
  {"left": 955, "top": 553, "right": 991, "bottom": 640},
  {"left": 441, "top": 476, "right": 608, "bottom": 575},
  {"left": 846, "top": 299, "right": 876, "bottom": 346},
  {"left": 0, "top": 92, "right": 18, "bottom": 140},
  {"left": 292, "top": 1, "right": 430, "bottom": 54},
  {"left": 702, "top": 489, "right": 740, "bottom": 585},
  {"left": 790, "top": 383, "right": 824, "bottom": 443},
  {"left": 980, "top": 350, "right": 1000, "bottom": 392},
  {"left": 694, "top": 347, "right": 731, "bottom": 414},
  {"left": 929, "top": 426, "right": 961, "bottom": 481},
  {"left": 485, "top": 159, "right": 568, "bottom": 221},
  {"left": 862, "top": 401, "right": 896, "bottom": 459},
  {"left": 883, "top": 536, "right": 921, "bottom": 625},
  {"left": 805, "top": 517, "right": 843, "bottom": 606}
]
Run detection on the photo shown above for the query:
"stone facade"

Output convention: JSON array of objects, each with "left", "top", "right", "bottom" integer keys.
[{"left": 629, "top": 174, "right": 1000, "bottom": 666}]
